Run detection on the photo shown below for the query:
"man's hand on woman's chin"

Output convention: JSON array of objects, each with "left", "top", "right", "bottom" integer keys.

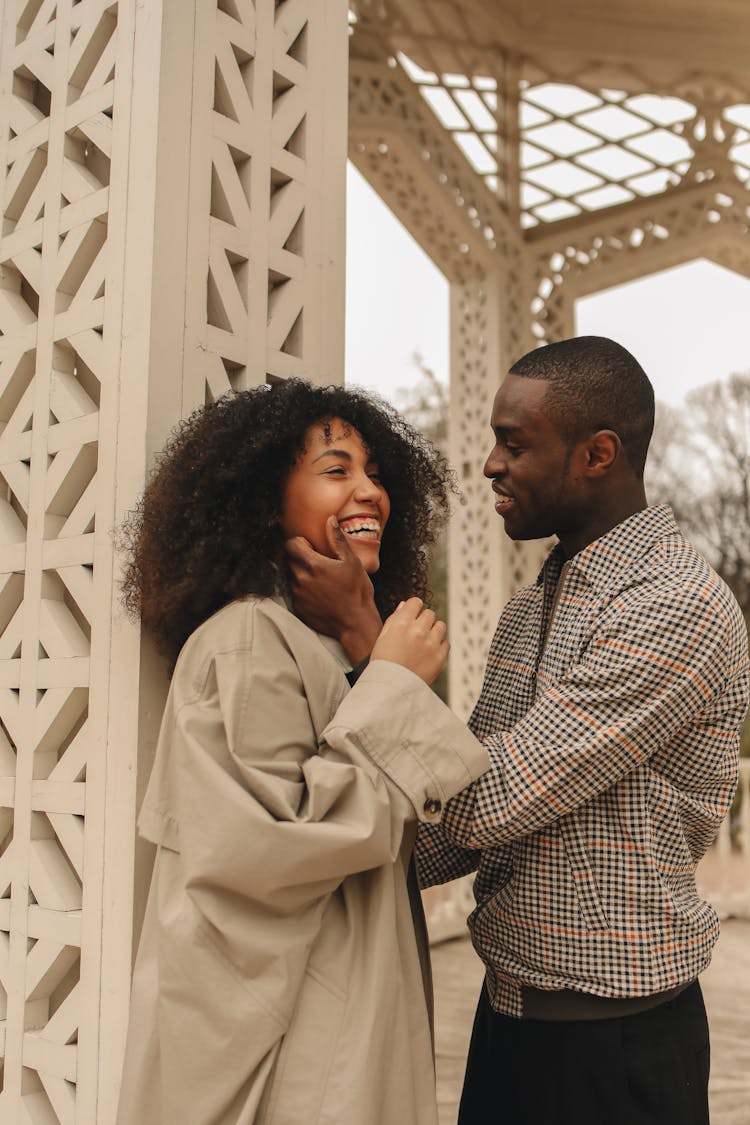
[{"left": 285, "top": 515, "right": 383, "bottom": 664}]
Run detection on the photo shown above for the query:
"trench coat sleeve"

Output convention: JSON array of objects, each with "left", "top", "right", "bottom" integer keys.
[
  {"left": 320, "top": 659, "right": 490, "bottom": 823},
  {"left": 172, "top": 607, "right": 488, "bottom": 925}
]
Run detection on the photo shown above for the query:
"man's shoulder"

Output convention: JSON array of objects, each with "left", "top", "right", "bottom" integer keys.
[
  {"left": 651, "top": 530, "right": 739, "bottom": 609},
  {"left": 621, "top": 529, "right": 746, "bottom": 644}
]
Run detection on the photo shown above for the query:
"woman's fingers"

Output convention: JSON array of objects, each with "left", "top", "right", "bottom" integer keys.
[{"left": 372, "top": 600, "right": 449, "bottom": 684}]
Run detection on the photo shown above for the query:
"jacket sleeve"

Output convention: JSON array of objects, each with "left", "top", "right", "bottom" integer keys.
[
  {"left": 173, "top": 607, "right": 489, "bottom": 922},
  {"left": 321, "top": 660, "right": 488, "bottom": 891},
  {"left": 441, "top": 587, "right": 749, "bottom": 848},
  {"left": 414, "top": 820, "right": 481, "bottom": 888}
]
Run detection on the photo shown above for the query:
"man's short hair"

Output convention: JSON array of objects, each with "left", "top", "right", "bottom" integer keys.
[{"left": 509, "top": 336, "right": 655, "bottom": 478}]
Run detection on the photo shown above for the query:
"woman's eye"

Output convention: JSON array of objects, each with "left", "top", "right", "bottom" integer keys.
[{"left": 325, "top": 467, "right": 347, "bottom": 475}]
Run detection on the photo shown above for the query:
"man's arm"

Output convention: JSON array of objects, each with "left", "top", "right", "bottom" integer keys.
[
  {"left": 415, "top": 820, "right": 482, "bottom": 888},
  {"left": 442, "top": 586, "right": 749, "bottom": 849}
]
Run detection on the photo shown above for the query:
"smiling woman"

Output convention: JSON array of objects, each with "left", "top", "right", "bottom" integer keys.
[
  {"left": 114, "top": 377, "right": 489, "bottom": 1125},
  {"left": 119, "top": 378, "right": 453, "bottom": 666}
]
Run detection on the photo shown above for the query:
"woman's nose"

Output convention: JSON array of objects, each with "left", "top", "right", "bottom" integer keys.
[{"left": 353, "top": 472, "right": 382, "bottom": 500}]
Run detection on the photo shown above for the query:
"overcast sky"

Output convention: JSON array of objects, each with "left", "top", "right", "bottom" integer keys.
[{"left": 345, "top": 164, "right": 750, "bottom": 410}]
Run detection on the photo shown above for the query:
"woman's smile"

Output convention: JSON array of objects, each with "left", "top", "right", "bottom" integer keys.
[{"left": 338, "top": 514, "right": 382, "bottom": 540}]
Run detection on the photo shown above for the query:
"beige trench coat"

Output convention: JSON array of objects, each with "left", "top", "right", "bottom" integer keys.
[{"left": 116, "top": 597, "right": 488, "bottom": 1125}]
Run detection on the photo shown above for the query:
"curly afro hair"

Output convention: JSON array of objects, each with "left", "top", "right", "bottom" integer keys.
[{"left": 119, "top": 379, "right": 455, "bottom": 666}]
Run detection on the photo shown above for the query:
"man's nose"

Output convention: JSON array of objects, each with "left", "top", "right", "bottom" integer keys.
[{"left": 484, "top": 448, "right": 505, "bottom": 478}]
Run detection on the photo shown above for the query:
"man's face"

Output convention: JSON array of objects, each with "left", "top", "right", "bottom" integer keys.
[{"left": 483, "top": 375, "right": 583, "bottom": 543}]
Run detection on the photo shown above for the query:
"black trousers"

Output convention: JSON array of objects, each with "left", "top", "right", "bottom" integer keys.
[{"left": 458, "top": 980, "right": 710, "bottom": 1125}]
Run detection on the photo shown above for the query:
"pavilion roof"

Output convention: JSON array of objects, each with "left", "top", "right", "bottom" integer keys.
[{"left": 366, "top": 0, "right": 750, "bottom": 84}]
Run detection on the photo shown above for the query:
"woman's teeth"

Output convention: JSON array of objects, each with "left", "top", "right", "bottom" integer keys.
[{"left": 341, "top": 520, "right": 380, "bottom": 539}]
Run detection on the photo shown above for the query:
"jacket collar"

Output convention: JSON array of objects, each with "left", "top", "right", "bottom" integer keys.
[
  {"left": 276, "top": 594, "right": 353, "bottom": 673},
  {"left": 537, "top": 505, "right": 678, "bottom": 593}
]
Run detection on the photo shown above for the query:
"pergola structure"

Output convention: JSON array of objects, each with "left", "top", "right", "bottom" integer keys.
[{"left": 0, "top": 0, "right": 747, "bottom": 1120}]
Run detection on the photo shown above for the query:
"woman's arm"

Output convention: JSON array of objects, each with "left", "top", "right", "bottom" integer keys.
[{"left": 173, "top": 601, "right": 488, "bottom": 924}]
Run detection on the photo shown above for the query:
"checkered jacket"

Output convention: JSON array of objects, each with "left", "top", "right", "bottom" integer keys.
[{"left": 416, "top": 506, "right": 749, "bottom": 1017}]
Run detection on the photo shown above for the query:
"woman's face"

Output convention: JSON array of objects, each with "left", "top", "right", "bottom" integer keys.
[{"left": 281, "top": 418, "right": 390, "bottom": 574}]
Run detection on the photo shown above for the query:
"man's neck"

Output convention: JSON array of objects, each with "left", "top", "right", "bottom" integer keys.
[{"left": 559, "top": 488, "right": 648, "bottom": 558}]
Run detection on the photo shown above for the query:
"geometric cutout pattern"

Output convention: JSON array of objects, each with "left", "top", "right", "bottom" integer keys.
[
  {"left": 0, "top": 0, "right": 115, "bottom": 1118},
  {"left": 395, "top": 50, "right": 750, "bottom": 232},
  {"left": 447, "top": 279, "right": 502, "bottom": 720},
  {"left": 0, "top": 1, "right": 344, "bottom": 1120},
  {"left": 191, "top": 0, "right": 315, "bottom": 407},
  {"left": 349, "top": 56, "right": 518, "bottom": 284},
  {"left": 528, "top": 181, "right": 750, "bottom": 348},
  {"left": 518, "top": 68, "right": 750, "bottom": 230}
]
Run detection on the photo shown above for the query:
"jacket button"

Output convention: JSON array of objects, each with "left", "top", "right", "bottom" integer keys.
[{"left": 423, "top": 797, "right": 442, "bottom": 817}]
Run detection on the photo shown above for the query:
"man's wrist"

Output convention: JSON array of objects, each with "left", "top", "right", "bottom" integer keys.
[{"left": 339, "top": 609, "right": 382, "bottom": 665}]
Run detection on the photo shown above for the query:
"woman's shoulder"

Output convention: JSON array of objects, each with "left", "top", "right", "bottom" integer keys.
[
  {"left": 173, "top": 596, "right": 327, "bottom": 684},
  {"left": 167, "top": 596, "right": 349, "bottom": 725},
  {"left": 182, "top": 594, "right": 286, "bottom": 648}
]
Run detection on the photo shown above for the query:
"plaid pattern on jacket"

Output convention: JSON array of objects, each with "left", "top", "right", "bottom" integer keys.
[{"left": 416, "top": 506, "right": 750, "bottom": 1018}]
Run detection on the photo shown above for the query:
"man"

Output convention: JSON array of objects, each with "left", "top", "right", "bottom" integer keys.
[{"left": 286, "top": 336, "right": 749, "bottom": 1125}]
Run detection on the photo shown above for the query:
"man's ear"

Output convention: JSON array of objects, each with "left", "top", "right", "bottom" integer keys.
[{"left": 585, "top": 430, "right": 621, "bottom": 476}]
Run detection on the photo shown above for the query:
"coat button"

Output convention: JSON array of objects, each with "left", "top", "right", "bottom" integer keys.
[{"left": 423, "top": 797, "right": 442, "bottom": 817}]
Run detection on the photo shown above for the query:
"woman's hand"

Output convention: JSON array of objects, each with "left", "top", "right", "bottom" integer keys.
[{"left": 371, "top": 598, "right": 449, "bottom": 685}]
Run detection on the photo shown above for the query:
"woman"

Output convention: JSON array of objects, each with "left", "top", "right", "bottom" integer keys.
[{"left": 115, "top": 379, "right": 488, "bottom": 1125}]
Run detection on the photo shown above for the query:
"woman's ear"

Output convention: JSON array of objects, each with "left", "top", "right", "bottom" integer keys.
[{"left": 585, "top": 430, "right": 621, "bottom": 475}]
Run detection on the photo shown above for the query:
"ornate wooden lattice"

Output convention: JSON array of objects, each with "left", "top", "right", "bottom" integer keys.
[
  {"left": 0, "top": 0, "right": 347, "bottom": 1120},
  {"left": 518, "top": 62, "right": 750, "bottom": 346},
  {"left": 349, "top": 44, "right": 545, "bottom": 717},
  {"left": 0, "top": 2, "right": 125, "bottom": 1119},
  {"left": 182, "top": 0, "right": 347, "bottom": 408}
]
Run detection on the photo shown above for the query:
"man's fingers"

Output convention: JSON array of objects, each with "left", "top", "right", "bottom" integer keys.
[
  {"left": 325, "top": 515, "right": 355, "bottom": 563},
  {"left": 285, "top": 532, "right": 350, "bottom": 575},
  {"left": 284, "top": 535, "right": 319, "bottom": 569},
  {"left": 285, "top": 521, "right": 360, "bottom": 569}
]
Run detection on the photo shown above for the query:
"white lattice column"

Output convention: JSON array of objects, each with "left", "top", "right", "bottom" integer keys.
[
  {"left": 0, "top": 1, "right": 349, "bottom": 1122},
  {"left": 447, "top": 262, "right": 561, "bottom": 722},
  {"left": 180, "top": 0, "right": 348, "bottom": 408},
  {"left": 448, "top": 275, "right": 508, "bottom": 720}
]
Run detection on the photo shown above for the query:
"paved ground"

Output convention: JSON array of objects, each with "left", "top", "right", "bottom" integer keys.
[{"left": 432, "top": 918, "right": 750, "bottom": 1125}]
